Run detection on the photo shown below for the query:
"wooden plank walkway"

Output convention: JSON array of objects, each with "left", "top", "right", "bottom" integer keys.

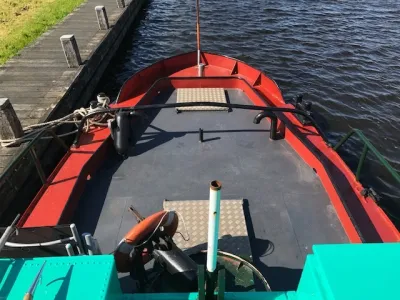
[{"left": 0, "top": 0, "right": 138, "bottom": 173}]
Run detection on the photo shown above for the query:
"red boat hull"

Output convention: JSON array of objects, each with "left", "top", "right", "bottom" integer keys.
[{"left": 18, "top": 51, "right": 400, "bottom": 243}]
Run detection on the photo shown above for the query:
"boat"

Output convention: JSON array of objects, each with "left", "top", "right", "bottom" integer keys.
[{"left": 0, "top": 1, "right": 400, "bottom": 299}]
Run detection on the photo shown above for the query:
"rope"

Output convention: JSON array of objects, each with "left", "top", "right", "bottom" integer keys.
[
  {"left": 175, "top": 210, "right": 190, "bottom": 241},
  {"left": 0, "top": 97, "right": 114, "bottom": 148}
]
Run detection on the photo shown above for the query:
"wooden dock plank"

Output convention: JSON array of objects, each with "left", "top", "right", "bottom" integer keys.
[{"left": 0, "top": 0, "right": 146, "bottom": 222}]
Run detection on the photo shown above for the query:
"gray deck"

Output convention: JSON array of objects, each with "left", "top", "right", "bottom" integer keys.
[{"left": 74, "top": 89, "right": 348, "bottom": 291}]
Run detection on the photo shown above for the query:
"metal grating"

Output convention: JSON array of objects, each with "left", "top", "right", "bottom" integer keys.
[
  {"left": 176, "top": 88, "right": 229, "bottom": 111},
  {"left": 163, "top": 199, "right": 252, "bottom": 259}
]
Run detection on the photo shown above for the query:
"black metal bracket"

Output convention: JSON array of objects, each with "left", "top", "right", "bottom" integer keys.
[
  {"left": 253, "top": 111, "right": 278, "bottom": 140},
  {"left": 293, "top": 94, "right": 313, "bottom": 126},
  {"left": 360, "top": 187, "right": 381, "bottom": 203},
  {"left": 199, "top": 128, "right": 204, "bottom": 143}
]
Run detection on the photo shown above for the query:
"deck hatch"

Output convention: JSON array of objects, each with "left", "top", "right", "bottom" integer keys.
[
  {"left": 163, "top": 199, "right": 252, "bottom": 259},
  {"left": 176, "top": 88, "right": 228, "bottom": 111}
]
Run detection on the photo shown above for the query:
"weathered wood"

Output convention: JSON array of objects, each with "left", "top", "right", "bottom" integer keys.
[
  {"left": 60, "top": 35, "right": 82, "bottom": 68},
  {"left": 116, "top": 0, "right": 126, "bottom": 9},
  {"left": 95, "top": 6, "right": 110, "bottom": 30},
  {"left": 0, "top": 98, "right": 24, "bottom": 146},
  {"left": 0, "top": 0, "right": 147, "bottom": 223}
]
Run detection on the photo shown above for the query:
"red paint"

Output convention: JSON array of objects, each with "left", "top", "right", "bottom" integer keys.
[
  {"left": 20, "top": 51, "right": 400, "bottom": 244},
  {"left": 20, "top": 128, "right": 110, "bottom": 227}
]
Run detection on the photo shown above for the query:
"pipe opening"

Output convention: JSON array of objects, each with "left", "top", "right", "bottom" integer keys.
[{"left": 210, "top": 180, "right": 222, "bottom": 191}]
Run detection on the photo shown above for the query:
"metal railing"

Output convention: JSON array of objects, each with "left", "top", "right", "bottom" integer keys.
[
  {"left": 334, "top": 128, "right": 400, "bottom": 184},
  {"left": 0, "top": 128, "right": 68, "bottom": 186}
]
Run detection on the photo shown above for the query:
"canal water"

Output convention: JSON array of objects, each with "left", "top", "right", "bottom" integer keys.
[{"left": 96, "top": 0, "right": 400, "bottom": 222}]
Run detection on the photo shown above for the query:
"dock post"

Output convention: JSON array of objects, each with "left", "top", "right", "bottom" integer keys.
[
  {"left": 0, "top": 98, "right": 23, "bottom": 146},
  {"left": 95, "top": 6, "right": 110, "bottom": 30},
  {"left": 116, "top": 0, "right": 126, "bottom": 9},
  {"left": 60, "top": 35, "right": 82, "bottom": 68}
]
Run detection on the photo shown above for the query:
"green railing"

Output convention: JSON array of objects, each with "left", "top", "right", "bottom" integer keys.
[{"left": 334, "top": 129, "right": 400, "bottom": 184}]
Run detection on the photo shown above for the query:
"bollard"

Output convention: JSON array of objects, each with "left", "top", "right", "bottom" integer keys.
[
  {"left": 116, "top": 0, "right": 125, "bottom": 9},
  {"left": 0, "top": 98, "right": 23, "bottom": 146},
  {"left": 95, "top": 6, "right": 109, "bottom": 30},
  {"left": 60, "top": 35, "right": 82, "bottom": 68}
]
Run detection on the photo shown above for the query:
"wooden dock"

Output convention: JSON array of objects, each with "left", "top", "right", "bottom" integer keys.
[{"left": 0, "top": 0, "right": 146, "bottom": 222}]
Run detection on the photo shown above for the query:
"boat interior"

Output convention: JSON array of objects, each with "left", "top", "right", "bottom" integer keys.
[{"left": 72, "top": 87, "right": 348, "bottom": 291}]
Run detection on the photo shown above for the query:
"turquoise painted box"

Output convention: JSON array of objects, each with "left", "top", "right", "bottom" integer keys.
[{"left": 0, "top": 255, "right": 121, "bottom": 299}]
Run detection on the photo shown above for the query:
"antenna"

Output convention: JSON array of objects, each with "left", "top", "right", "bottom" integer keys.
[{"left": 196, "top": 0, "right": 201, "bottom": 67}]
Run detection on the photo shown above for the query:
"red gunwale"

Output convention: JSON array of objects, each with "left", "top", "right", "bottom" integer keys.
[{"left": 18, "top": 51, "right": 400, "bottom": 243}]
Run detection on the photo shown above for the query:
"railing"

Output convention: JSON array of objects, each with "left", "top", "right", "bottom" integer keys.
[
  {"left": 0, "top": 128, "right": 68, "bottom": 186},
  {"left": 334, "top": 128, "right": 400, "bottom": 184}
]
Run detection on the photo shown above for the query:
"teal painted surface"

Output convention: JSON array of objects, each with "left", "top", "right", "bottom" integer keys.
[
  {"left": 0, "top": 255, "right": 121, "bottom": 299},
  {"left": 224, "top": 291, "right": 296, "bottom": 300},
  {"left": 116, "top": 293, "right": 199, "bottom": 300},
  {"left": 297, "top": 255, "right": 327, "bottom": 300},
  {"left": 2, "top": 243, "right": 399, "bottom": 300},
  {"left": 117, "top": 292, "right": 296, "bottom": 300},
  {"left": 309, "top": 243, "right": 400, "bottom": 300}
]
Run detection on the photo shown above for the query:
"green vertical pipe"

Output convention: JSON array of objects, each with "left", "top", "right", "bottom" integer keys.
[
  {"left": 356, "top": 144, "right": 369, "bottom": 181},
  {"left": 218, "top": 269, "right": 226, "bottom": 300},
  {"left": 198, "top": 265, "right": 205, "bottom": 300},
  {"left": 333, "top": 130, "right": 354, "bottom": 151},
  {"left": 354, "top": 130, "right": 400, "bottom": 184}
]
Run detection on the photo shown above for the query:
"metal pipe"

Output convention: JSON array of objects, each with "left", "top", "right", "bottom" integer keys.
[
  {"left": 196, "top": 0, "right": 201, "bottom": 66},
  {"left": 356, "top": 144, "right": 369, "bottom": 181},
  {"left": 73, "top": 102, "right": 329, "bottom": 146},
  {"left": 253, "top": 111, "right": 278, "bottom": 140},
  {"left": 65, "top": 243, "right": 75, "bottom": 256},
  {"left": 83, "top": 233, "right": 94, "bottom": 255},
  {"left": 270, "top": 117, "right": 278, "bottom": 140},
  {"left": 199, "top": 128, "right": 204, "bottom": 143},
  {"left": 128, "top": 205, "right": 145, "bottom": 222},
  {"left": 70, "top": 223, "right": 84, "bottom": 254},
  {"left": 0, "top": 214, "right": 20, "bottom": 252},
  {"left": 92, "top": 237, "right": 102, "bottom": 254},
  {"left": 6, "top": 237, "right": 74, "bottom": 247},
  {"left": 333, "top": 129, "right": 354, "bottom": 151},
  {"left": 198, "top": 63, "right": 205, "bottom": 77},
  {"left": 207, "top": 180, "right": 222, "bottom": 272},
  {"left": 48, "top": 129, "right": 69, "bottom": 151},
  {"left": 30, "top": 148, "right": 46, "bottom": 184}
]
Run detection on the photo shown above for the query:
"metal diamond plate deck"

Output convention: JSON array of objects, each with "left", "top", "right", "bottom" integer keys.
[
  {"left": 176, "top": 88, "right": 229, "bottom": 111},
  {"left": 163, "top": 199, "right": 252, "bottom": 259}
]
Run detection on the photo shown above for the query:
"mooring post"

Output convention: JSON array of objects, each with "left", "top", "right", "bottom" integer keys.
[
  {"left": 60, "top": 34, "right": 82, "bottom": 68},
  {"left": 0, "top": 98, "right": 24, "bottom": 146},
  {"left": 95, "top": 6, "right": 109, "bottom": 30},
  {"left": 116, "top": 0, "right": 126, "bottom": 9}
]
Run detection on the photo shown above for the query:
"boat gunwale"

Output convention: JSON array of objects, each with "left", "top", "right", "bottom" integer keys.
[
  {"left": 115, "top": 51, "right": 282, "bottom": 103},
  {"left": 16, "top": 52, "right": 400, "bottom": 244}
]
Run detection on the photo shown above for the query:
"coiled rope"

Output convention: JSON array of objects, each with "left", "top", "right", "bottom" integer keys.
[{"left": 0, "top": 95, "right": 115, "bottom": 148}]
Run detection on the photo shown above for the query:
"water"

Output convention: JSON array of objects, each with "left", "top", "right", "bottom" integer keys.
[{"left": 97, "top": 0, "right": 400, "bottom": 221}]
